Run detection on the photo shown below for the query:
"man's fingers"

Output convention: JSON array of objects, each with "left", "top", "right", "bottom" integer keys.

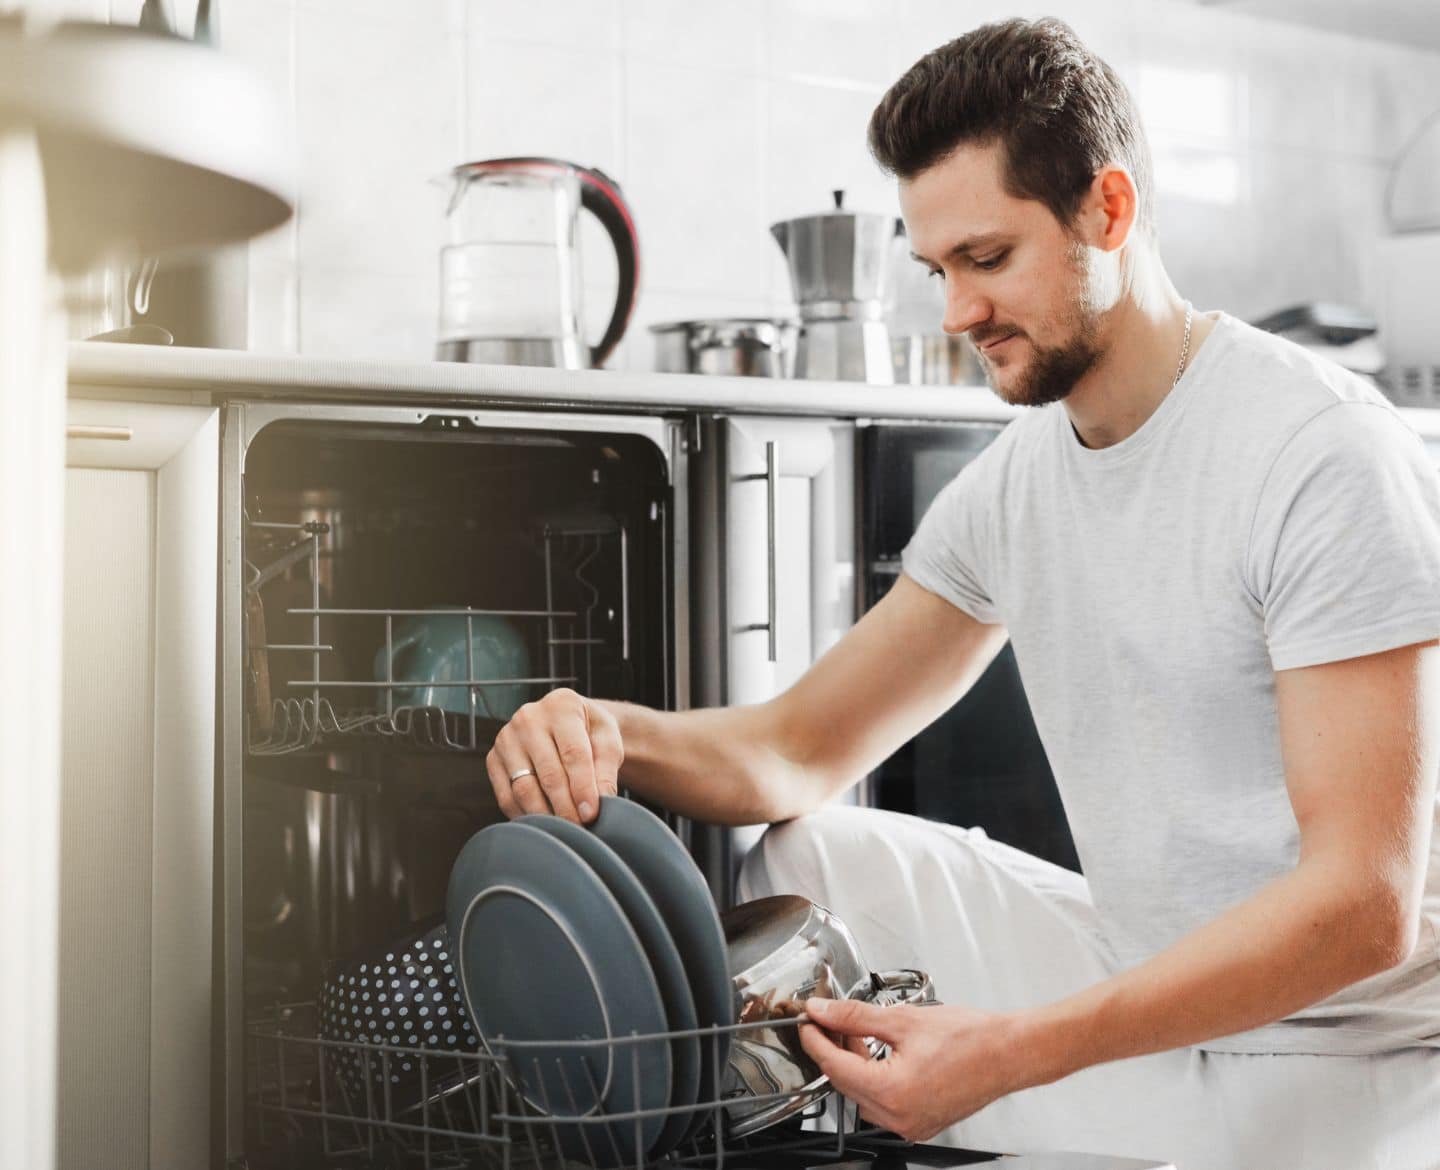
[
  {"left": 552, "top": 710, "right": 601, "bottom": 822},
  {"left": 490, "top": 734, "right": 551, "bottom": 816},
  {"left": 587, "top": 704, "right": 624, "bottom": 802},
  {"left": 515, "top": 721, "right": 581, "bottom": 823},
  {"left": 486, "top": 691, "right": 624, "bottom": 824},
  {"left": 798, "top": 1020, "right": 883, "bottom": 1099},
  {"left": 804, "top": 997, "right": 903, "bottom": 1045},
  {"left": 800, "top": 1019, "right": 910, "bottom": 1137},
  {"left": 484, "top": 748, "right": 521, "bottom": 820}
]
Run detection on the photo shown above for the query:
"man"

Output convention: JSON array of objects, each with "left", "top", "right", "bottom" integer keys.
[{"left": 483, "top": 18, "right": 1440, "bottom": 1170}]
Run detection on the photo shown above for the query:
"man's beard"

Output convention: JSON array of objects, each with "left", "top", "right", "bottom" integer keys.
[{"left": 978, "top": 314, "right": 1102, "bottom": 408}]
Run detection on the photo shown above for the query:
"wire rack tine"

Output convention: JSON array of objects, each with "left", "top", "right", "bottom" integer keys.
[
  {"left": 630, "top": 1038, "right": 643, "bottom": 1170},
  {"left": 419, "top": 1049, "right": 433, "bottom": 1169},
  {"left": 315, "top": 1032, "right": 332, "bottom": 1159},
  {"left": 361, "top": 1045, "right": 378, "bottom": 1160},
  {"left": 558, "top": 1051, "right": 609, "bottom": 1170},
  {"left": 518, "top": 1055, "right": 547, "bottom": 1170},
  {"left": 543, "top": 1055, "right": 575, "bottom": 1169}
]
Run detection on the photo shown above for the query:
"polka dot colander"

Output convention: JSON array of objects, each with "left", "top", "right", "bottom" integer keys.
[{"left": 317, "top": 919, "right": 479, "bottom": 1111}]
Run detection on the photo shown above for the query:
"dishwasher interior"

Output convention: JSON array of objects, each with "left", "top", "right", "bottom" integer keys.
[{"left": 235, "top": 413, "right": 674, "bottom": 1169}]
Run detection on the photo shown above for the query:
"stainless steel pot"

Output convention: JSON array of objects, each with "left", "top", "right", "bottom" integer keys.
[
  {"left": 719, "top": 895, "right": 936, "bottom": 1137},
  {"left": 891, "top": 332, "right": 984, "bottom": 386},
  {"left": 649, "top": 317, "right": 798, "bottom": 377}
]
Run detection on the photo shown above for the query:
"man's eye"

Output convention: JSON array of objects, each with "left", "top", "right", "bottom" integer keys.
[
  {"left": 926, "top": 268, "right": 944, "bottom": 281},
  {"left": 974, "top": 252, "right": 1008, "bottom": 271}
]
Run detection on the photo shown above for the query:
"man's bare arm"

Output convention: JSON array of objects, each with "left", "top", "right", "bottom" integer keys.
[
  {"left": 486, "top": 574, "right": 1009, "bottom": 824},
  {"left": 1025, "top": 638, "right": 1440, "bottom": 1072},
  {"left": 799, "top": 639, "right": 1440, "bottom": 1140}
]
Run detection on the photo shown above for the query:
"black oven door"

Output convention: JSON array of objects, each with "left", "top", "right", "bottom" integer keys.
[{"left": 860, "top": 421, "right": 1079, "bottom": 872}]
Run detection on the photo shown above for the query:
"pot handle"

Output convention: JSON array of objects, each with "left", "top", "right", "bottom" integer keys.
[
  {"left": 867, "top": 968, "right": 937, "bottom": 1008},
  {"left": 575, "top": 165, "right": 640, "bottom": 368},
  {"left": 860, "top": 969, "right": 937, "bottom": 1061}
]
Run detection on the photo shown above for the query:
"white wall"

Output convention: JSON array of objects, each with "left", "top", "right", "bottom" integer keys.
[{"left": 55, "top": 0, "right": 1440, "bottom": 371}]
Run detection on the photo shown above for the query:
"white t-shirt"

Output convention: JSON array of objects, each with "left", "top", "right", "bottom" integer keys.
[{"left": 902, "top": 311, "right": 1440, "bottom": 1054}]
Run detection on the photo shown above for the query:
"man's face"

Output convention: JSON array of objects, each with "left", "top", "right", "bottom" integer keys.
[{"left": 900, "top": 141, "right": 1109, "bottom": 408}]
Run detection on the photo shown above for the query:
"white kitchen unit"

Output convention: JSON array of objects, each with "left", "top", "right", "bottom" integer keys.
[{"left": 59, "top": 398, "right": 218, "bottom": 1170}]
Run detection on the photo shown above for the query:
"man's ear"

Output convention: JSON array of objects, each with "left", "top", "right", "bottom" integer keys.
[{"left": 1085, "top": 165, "right": 1138, "bottom": 253}]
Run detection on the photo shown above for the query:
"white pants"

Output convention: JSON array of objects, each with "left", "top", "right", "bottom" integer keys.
[{"left": 736, "top": 805, "right": 1440, "bottom": 1170}]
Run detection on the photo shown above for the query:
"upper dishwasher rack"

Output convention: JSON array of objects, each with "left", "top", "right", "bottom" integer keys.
[{"left": 244, "top": 515, "right": 629, "bottom": 755}]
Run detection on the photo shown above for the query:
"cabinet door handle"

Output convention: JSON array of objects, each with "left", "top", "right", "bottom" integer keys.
[
  {"left": 738, "top": 440, "right": 780, "bottom": 662},
  {"left": 66, "top": 425, "right": 133, "bottom": 441}
]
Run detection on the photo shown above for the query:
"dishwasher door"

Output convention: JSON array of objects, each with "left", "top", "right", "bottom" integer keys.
[{"left": 217, "top": 400, "right": 686, "bottom": 1168}]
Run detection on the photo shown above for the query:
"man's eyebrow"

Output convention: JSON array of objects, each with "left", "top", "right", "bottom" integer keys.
[{"left": 910, "top": 232, "right": 1012, "bottom": 265}]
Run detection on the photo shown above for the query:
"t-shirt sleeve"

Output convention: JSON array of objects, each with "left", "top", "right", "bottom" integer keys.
[
  {"left": 900, "top": 455, "right": 1003, "bottom": 625},
  {"left": 1247, "top": 400, "right": 1440, "bottom": 671}
]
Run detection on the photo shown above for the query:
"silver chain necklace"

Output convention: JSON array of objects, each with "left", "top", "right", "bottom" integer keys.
[{"left": 1173, "top": 302, "right": 1193, "bottom": 387}]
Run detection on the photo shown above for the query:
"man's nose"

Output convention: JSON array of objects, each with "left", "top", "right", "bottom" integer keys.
[{"left": 942, "top": 283, "right": 991, "bottom": 336}]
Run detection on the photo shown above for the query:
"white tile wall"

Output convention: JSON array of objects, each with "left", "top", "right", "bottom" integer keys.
[{"left": 193, "top": 0, "right": 1440, "bottom": 364}]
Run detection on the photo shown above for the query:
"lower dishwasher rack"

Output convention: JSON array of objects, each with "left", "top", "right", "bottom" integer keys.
[{"left": 246, "top": 1003, "right": 884, "bottom": 1170}]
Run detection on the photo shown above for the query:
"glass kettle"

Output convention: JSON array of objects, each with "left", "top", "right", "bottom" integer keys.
[{"left": 437, "top": 157, "right": 640, "bottom": 369}]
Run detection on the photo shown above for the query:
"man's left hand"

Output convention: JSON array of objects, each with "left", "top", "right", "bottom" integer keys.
[{"left": 798, "top": 996, "right": 1024, "bottom": 1142}]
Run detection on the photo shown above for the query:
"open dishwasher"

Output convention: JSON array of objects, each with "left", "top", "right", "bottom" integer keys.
[{"left": 220, "top": 401, "right": 685, "bottom": 1169}]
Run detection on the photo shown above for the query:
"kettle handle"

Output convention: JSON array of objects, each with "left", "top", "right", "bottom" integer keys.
[
  {"left": 449, "top": 157, "right": 641, "bottom": 367},
  {"left": 574, "top": 165, "right": 641, "bottom": 368}
]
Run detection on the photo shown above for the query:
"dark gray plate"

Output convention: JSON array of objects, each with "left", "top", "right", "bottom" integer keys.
[
  {"left": 521, "top": 814, "right": 702, "bottom": 1159},
  {"left": 590, "top": 796, "right": 734, "bottom": 1143},
  {"left": 445, "top": 821, "right": 670, "bottom": 1166}
]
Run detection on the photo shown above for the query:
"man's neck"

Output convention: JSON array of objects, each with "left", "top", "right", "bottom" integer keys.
[{"left": 1063, "top": 255, "right": 1216, "bottom": 450}]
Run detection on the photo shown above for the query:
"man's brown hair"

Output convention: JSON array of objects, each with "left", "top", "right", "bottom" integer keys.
[{"left": 868, "top": 18, "right": 1155, "bottom": 236}]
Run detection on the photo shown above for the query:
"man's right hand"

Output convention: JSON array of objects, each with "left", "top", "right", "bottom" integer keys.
[{"left": 485, "top": 687, "right": 624, "bottom": 824}]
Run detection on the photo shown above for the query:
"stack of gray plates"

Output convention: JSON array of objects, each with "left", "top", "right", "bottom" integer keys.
[{"left": 444, "top": 797, "right": 735, "bottom": 1168}]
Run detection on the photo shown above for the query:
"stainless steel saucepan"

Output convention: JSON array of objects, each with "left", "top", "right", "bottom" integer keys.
[{"left": 720, "top": 894, "right": 936, "bottom": 1137}]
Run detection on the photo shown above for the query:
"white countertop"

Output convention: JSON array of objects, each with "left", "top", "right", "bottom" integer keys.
[
  {"left": 65, "top": 341, "right": 1019, "bottom": 423},
  {"left": 66, "top": 341, "right": 1440, "bottom": 440}
]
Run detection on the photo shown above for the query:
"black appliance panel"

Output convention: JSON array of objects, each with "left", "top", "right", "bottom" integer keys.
[{"left": 862, "top": 423, "right": 1079, "bottom": 872}]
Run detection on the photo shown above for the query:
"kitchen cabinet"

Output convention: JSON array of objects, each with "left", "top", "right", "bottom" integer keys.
[
  {"left": 721, "top": 416, "right": 855, "bottom": 701},
  {"left": 59, "top": 399, "right": 218, "bottom": 1170},
  {"left": 688, "top": 415, "right": 856, "bottom": 902}
]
